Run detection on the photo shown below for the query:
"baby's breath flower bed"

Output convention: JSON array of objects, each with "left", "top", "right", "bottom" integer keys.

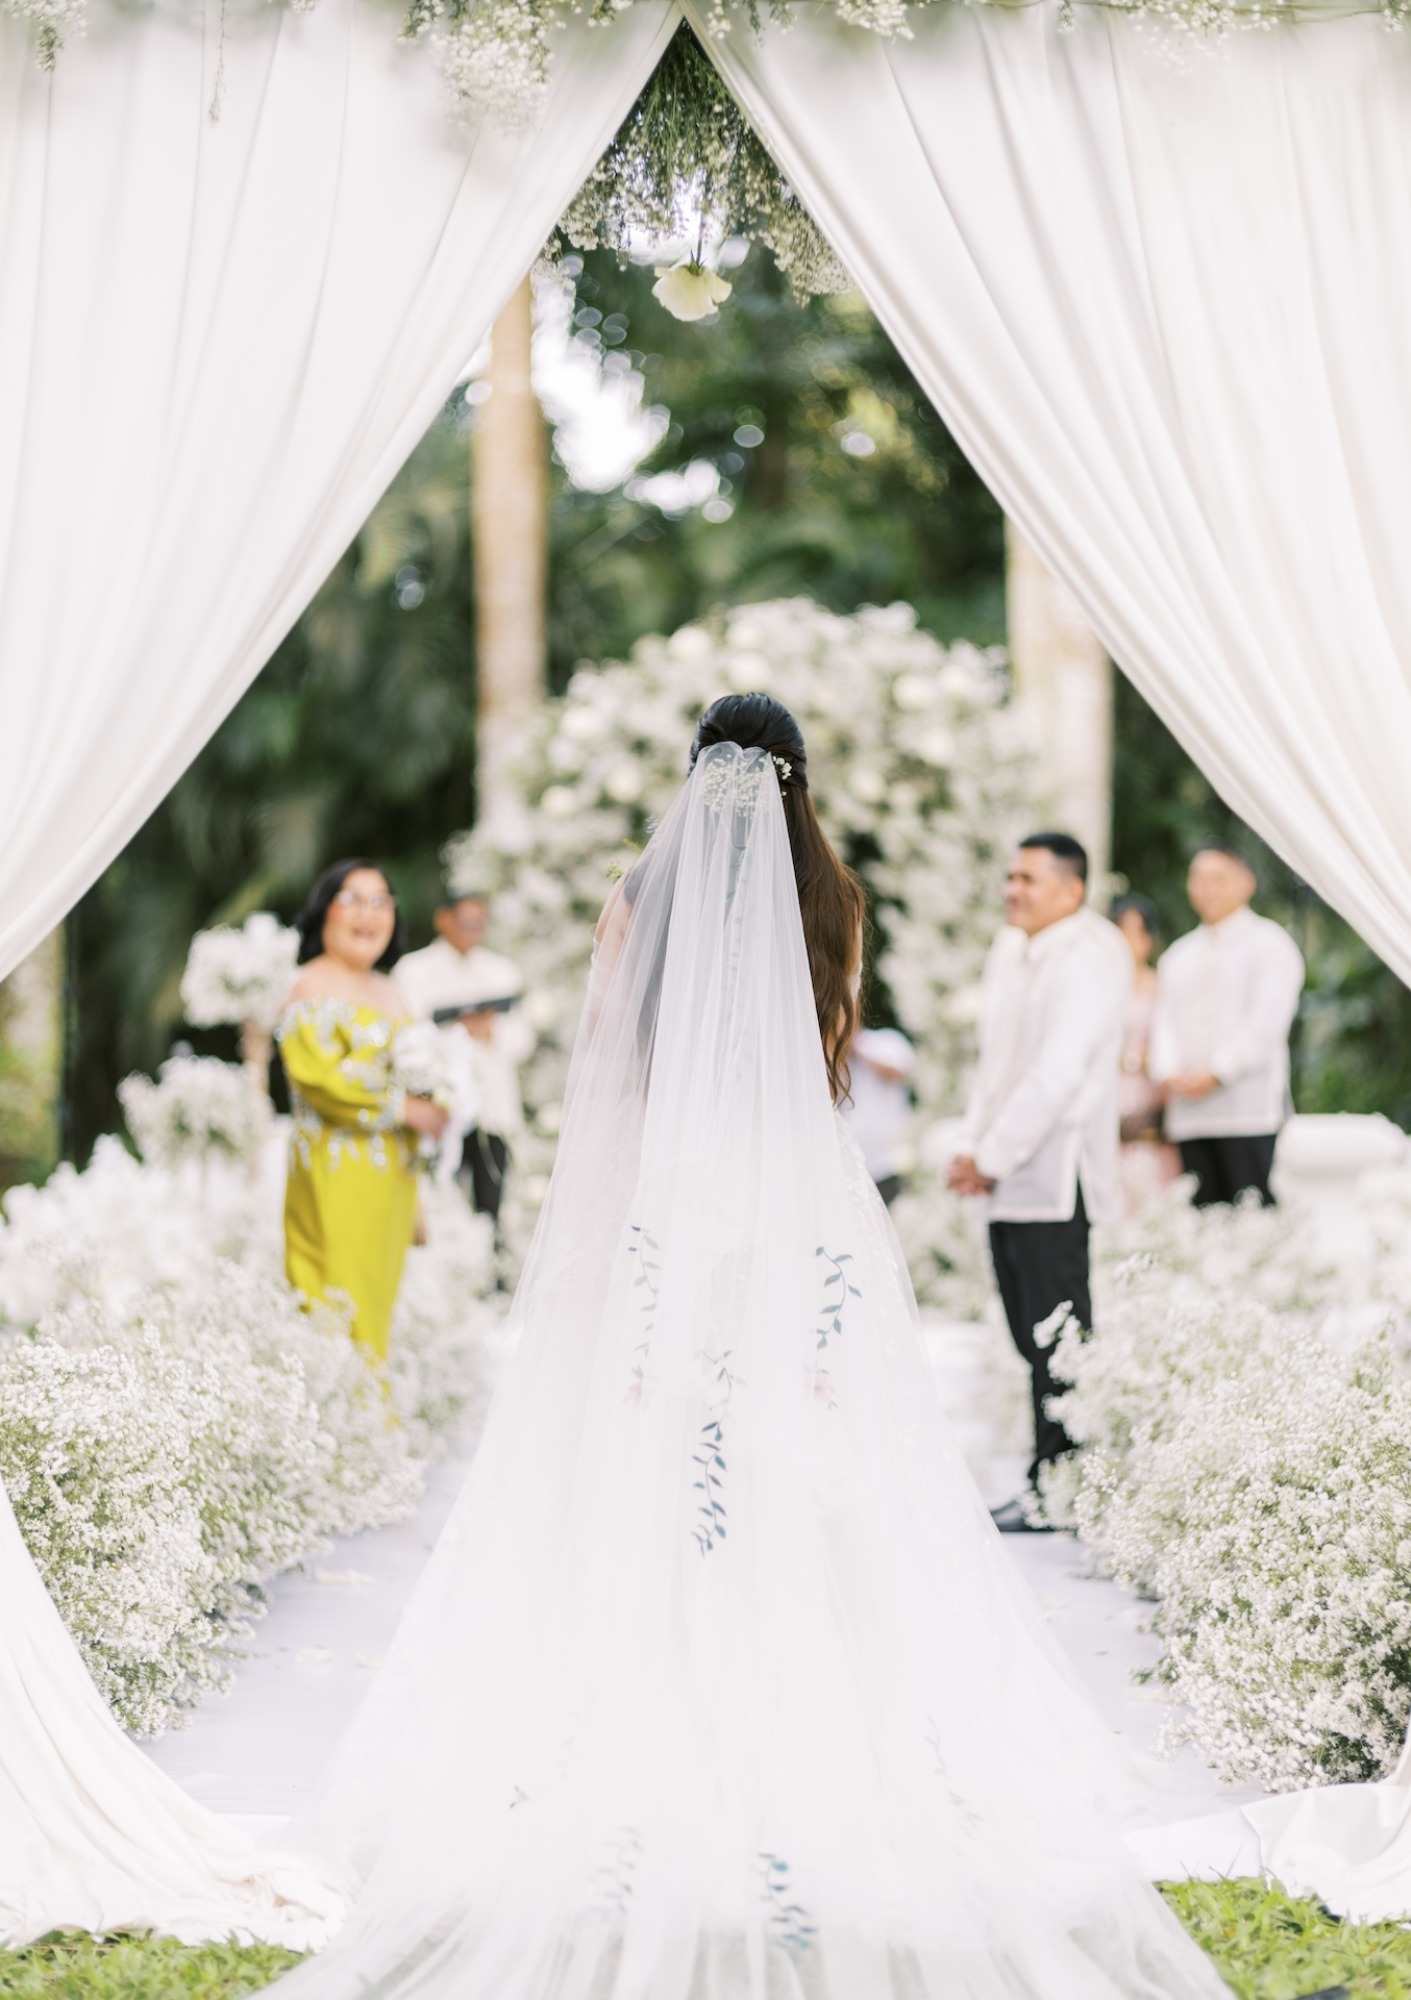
[
  {"left": 1038, "top": 1173, "right": 1411, "bottom": 1790},
  {"left": 908, "top": 1158, "right": 1411, "bottom": 1790},
  {"left": 6, "top": 1884, "right": 1411, "bottom": 1995},
  {"left": 0, "top": 1127, "right": 503, "bottom": 1736}
]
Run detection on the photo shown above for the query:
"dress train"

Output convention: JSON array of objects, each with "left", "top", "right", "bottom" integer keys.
[{"left": 0, "top": 1480, "right": 343, "bottom": 1947}]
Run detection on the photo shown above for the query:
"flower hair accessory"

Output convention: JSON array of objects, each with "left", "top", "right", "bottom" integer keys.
[
  {"left": 699, "top": 748, "right": 767, "bottom": 814},
  {"left": 772, "top": 756, "right": 793, "bottom": 788}
]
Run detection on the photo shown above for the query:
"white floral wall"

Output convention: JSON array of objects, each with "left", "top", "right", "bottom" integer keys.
[{"left": 446, "top": 596, "right": 1040, "bottom": 1276}]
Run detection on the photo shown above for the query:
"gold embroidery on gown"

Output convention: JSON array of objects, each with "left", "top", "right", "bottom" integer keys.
[{"left": 278, "top": 998, "right": 417, "bottom": 1361}]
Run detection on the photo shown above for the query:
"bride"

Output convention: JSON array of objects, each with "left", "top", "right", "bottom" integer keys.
[{"left": 268, "top": 697, "right": 1227, "bottom": 1998}]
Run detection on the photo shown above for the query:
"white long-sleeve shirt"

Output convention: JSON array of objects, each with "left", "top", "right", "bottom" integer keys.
[
  {"left": 958, "top": 908, "right": 1132, "bottom": 1225},
  {"left": 841, "top": 1027, "right": 915, "bottom": 1182},
  {"left": 1148, "top": 906, "right": 1304, "bottom": 1141},
  {"left": 395, "top": 939, "right": 533, "bottom": 1140}
]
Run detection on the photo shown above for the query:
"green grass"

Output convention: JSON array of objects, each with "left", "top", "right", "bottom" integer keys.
[
  {"left": 1161, "top": 1878, "right": 1411, "bottom": 1997},
  {"left": 4, "top": 1883, "right": 1411, "bottom": 1996},
  {"left": 0, "top": 1934, "right": 303, "bottom": 1998}
]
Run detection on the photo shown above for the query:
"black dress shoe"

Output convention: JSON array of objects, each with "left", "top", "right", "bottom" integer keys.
[{"left": 989, "top": 1497, "right": 1057, "bottom": 1535}]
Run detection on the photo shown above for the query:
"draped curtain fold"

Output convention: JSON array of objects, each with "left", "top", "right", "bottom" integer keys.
[
  {"left": 0, "top": 0, "right": 679, "bottom": 980},
  {"left": 694, "top": 1, "right": 1411, "bottom": 984}
]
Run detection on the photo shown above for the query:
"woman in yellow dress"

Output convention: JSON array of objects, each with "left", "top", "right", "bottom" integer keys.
[{"left": 279, "top": 860, "right": 449, "bottom": 1362}]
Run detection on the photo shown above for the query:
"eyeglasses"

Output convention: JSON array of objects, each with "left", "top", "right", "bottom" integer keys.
[{"left": 332, "top": 890, "right": 395, "bottom": 913}]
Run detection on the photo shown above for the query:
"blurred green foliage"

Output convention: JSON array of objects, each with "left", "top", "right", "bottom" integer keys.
[
  {"left": 0, "top": 935, "right": 63, "bottom": 1189},
  {"left": 1113, "top": 672, "right": 1411, "bottom": 1128},
  {"left": 0, "top": 1035, "right": 60, "bottom": 1188},
  {"left": 547, "top": 250, "right": 1005, "bottom": 671}
]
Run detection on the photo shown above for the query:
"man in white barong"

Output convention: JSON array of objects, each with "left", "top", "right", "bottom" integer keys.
[
  {"left": 1148, "top": 843, "right": 1304, "bottom": 1208},
  {"left": 948, "top": 833, "right": 1131, "bottom": 1530},
  {"left": 396, "top": 890, "right": 533, "bottom": 1225}
]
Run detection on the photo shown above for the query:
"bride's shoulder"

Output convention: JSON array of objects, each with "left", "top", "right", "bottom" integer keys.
[{"left": 595, "top": 877, "right": 629, "bottom": 946}]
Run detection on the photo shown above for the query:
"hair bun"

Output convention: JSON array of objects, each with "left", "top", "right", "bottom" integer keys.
[{"left": 689, "top": 694, "right": 808, "bottom": 790}]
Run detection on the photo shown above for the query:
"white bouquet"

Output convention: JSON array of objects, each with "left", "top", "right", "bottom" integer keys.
[
  {"left": 180, "top": 912, "right": 300, "bottom": 1032},
  {"left": 391, "top": 1021, "right": 478, "bottom": 1180},
  {"left": 119, "top": 1055, "right": 271, "bottom": 1170},
  {"left": 391, "top": 1020, "right": 462, "bottom": 1110}
]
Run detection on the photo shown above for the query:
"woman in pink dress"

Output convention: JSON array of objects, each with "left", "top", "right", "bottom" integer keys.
[{"left": 1111, "top": 894, "right": 1180, "bottom": 1212}]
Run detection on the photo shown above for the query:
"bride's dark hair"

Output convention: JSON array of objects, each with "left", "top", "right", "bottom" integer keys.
[{"left": 690, "top": 694, "right": 866, "bottom": 1103}]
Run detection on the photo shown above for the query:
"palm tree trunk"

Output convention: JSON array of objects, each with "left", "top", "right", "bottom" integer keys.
[
  {"left": 472, "top": 276, "right": 549, "bottom": 837},
  {"left": 1005, "top": 518, "right": 1114, "bottom": 896}
]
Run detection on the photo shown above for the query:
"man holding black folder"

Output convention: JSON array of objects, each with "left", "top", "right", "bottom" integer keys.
[{"left": 397, "top": 891, "right": 533, "bottom": 1224}]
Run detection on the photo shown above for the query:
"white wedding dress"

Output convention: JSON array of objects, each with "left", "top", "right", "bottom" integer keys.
[
  {"left": 272, "top": 744, "right": 1227, "bottom": 1998},
  {"left": 0, "top": 1479, "right": 343, "bottom": 1947}
]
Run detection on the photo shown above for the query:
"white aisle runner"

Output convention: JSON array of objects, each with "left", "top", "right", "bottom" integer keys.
[
  {"left": 140, "top": 1374, "right": 1263, "bottom": 1881},
  {"left": 143, "top": 1446, "right": 475, "bottom": 1822}
]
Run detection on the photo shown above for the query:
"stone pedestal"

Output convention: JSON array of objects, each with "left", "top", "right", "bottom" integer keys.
[
  {"left": 1272, "top": 1111, "right": 1410, "bottom": 1262},
  {"left": 1005, "top": 520, "right": 1113, "bottom": 894},
  {"left": 472, "top": 275, "right": 548, "bottom": 840}
]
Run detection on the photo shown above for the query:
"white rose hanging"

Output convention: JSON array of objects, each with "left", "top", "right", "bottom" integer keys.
[{"left": 651, "top": 260, "right": 733, "bottom": 324}]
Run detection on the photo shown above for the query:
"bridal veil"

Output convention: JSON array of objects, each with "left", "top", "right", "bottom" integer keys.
[{"left": 275, "top": 743, "right": 1225, "bottom": 1999}]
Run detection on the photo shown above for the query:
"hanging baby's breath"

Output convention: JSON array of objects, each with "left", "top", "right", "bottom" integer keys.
[
  {"left": 3, "top": 0, "right": 82, "bottom": 68},
  {"left": 553, "top": 27, "right": 849, "bottom": 303},
  {"left": 10, "top": 0, "right": 1407, "bottom": 299},
  {"left": 403, "top": 0, "right": 557, "bottom": 126},
  {"left": 11, "top": 0, "right": 1411, "bottom": 127}
]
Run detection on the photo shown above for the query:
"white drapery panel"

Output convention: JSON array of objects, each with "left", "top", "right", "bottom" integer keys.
[
  {"left": 0, "top": 0, "right": 677, "bottom": 980},
  {"left": 698, "top": 2, "right": 1411, "bottom": 983}
]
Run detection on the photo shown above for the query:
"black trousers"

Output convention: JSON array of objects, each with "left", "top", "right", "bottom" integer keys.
[
  {"left": 458, "top": 1127, "right": 510, "bottom": 1222},
  {"left": 1178, "top": 1133, "right": 1277, "bottom": 1208},
  {"left": 988, "top": 1190, "right": 1090, "bottom": 1488}
]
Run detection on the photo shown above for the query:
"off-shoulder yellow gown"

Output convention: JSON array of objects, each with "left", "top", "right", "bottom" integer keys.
[{"left": 278, "top": 998, "right": 418, "bottom": 1363}]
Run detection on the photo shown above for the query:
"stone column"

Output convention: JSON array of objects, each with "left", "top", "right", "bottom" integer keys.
[
  {"left": 1004, "top": 519, "right": 1114, "bottom": 896},
  {"left": 471, "top": 275, "right": 549, "bottom": 839}
]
